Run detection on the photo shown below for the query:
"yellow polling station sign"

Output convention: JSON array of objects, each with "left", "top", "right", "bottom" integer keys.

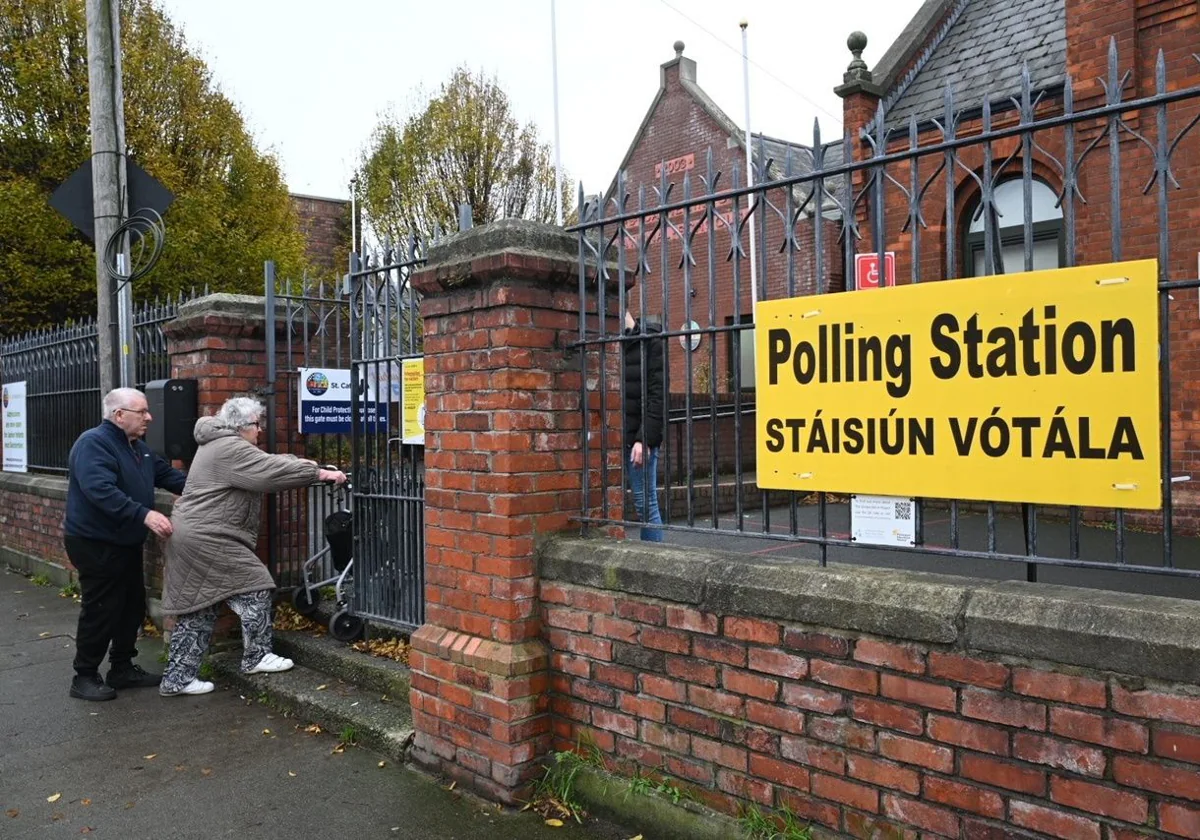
[{"left": 754, "top": 260, "right": 1162, "bottom": 509}]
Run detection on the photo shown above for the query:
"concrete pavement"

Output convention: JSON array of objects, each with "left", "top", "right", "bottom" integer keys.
[{"left": 0, "top": 569, "right": 631, "bottom": 840}]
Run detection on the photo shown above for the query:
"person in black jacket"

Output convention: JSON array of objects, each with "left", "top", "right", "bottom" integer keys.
[
  {"left": 623, "top": 310, "right": 666, "bottom": 541},
  {"left": 63, "top": 387, "right": 187, "bottom": 701}
]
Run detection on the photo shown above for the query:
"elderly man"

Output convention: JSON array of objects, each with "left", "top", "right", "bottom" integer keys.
[{"left": 63, "top": 387, "right": 187, "bottom": 701}]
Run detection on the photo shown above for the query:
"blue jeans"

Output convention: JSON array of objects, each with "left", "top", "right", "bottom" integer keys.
[{"left": 628, "top": 447, "right": 664, "bottom": 542}]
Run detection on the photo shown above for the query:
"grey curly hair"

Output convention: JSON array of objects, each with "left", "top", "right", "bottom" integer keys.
[{"left": 216, "top": 396, "right": 264, "bottom": 430}]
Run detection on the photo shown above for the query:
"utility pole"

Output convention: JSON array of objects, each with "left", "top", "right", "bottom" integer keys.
[{"left": 85, "top": 0, "right": 129, "bottom": 395}]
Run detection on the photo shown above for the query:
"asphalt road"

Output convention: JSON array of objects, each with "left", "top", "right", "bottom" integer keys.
[{"left": 0, "top": 570, "right": 631, "bottom": 840}]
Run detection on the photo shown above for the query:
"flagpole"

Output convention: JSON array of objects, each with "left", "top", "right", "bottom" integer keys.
[
  {"left": 551, "top": 0, "right": 564, "bottom": 225},
  {"left": 740, "top": 19, "right": 758, "bottom": 308}
]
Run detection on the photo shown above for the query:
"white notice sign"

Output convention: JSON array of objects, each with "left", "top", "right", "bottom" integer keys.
[
  {"left": 850, "top": 494, "right": 917, "bottom": 547},
  {"left": 2, "top": 381, "right": 28, "bottom": 473}
]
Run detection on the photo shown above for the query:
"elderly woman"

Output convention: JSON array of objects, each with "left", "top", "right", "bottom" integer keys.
[{"left": 160, "top": 396, "right": 346, "bottom": 696}]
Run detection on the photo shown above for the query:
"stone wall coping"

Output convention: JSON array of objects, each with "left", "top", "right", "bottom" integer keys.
[
  {"left": 412, "top": 218, "right": 625, "bottom": 296},
  {"left": 163, "top": 292, "right": 302, "bottom": 340},
  {"left": 540, "top": 536, "right": 1200, "bottom": 685},
  {"left": 0, "top": 471, "right": 175, "bottom": 511}
]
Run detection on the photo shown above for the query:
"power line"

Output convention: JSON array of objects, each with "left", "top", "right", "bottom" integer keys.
[{"left": 657, "top": 0, "right": 844, "bottom": 127}]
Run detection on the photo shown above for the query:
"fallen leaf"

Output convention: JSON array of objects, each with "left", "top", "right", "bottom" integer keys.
[
  {"left": 628, "top": 836, "right": 644, "bottom": 840},
  {"left": 316, "top": 684, "right": 328, "bottom": 691},
  {"left": 5, "top": 809, "right": 17, "bottom": 818},
  {"left": 81, "top": 828, "right": 94, "bottom": 834},
  {"left": 38, "top": 632, "right": 50, "bottom": 638},
  {"left": 80, "top": 799, "right": 91, "bottom": 806},
  {"left": 377, "top": 761, "right": 386, "bottom": 768},
  {"left": 200, "top": 769, "right": 212, "bottom": 777},
  {"left": 143, "top": 754, "right": 157, "bottom": 760},
  {"left": 52, "top": 812, "right": 65, "bottom": 822},
  {"left": 288, "top": 771, "right": 296, "bottom": 777},
  {"left": 124, "top": 802, "right": 135, "bottom": 810},
  {"left": 331, "top": 744, "right": 345, "bottom": 755},
  {"left": 174, "top": 765, "right": 186, "bottom": 772},
  {"left": 262, "top": 729, "right": 271, "bottom": 736},
  {"left": 47, "top": 793, "right": 61, "bottom": 803},
  {"left": 303, "top": 724, "right": 322, "bottom": 735},
  {"left": 545, "top": 818, "right": 564, "bottom": 827},
  {"left": 447, "top": 781, "right": 456, "bottom": 791}
]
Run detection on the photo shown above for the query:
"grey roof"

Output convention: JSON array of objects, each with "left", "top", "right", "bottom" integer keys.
[
  {"left": 883, "top": 0, "right": 1067, "bottom": 130},
  {"left": 754, "top": 134, "right": 846, "bottom": 211}
]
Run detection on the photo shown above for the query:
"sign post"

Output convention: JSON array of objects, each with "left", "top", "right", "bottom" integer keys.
[{"left": 2, "top": 381, "right": 28, "bottom": 473}]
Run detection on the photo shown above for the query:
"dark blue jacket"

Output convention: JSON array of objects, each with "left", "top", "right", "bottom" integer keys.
[{"left": 64, "top": 420, "right": 187, "bottom": 546}]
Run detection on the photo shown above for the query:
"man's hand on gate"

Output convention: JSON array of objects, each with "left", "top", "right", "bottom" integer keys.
[{"left": 145, "top": 510, "right": 173, "bottom": 538}]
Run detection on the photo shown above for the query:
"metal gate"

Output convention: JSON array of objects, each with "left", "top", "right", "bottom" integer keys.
[
  {"left": 263, "top": 263, "right": 354, "bottom": 591},
  {"left": 347, "top": 243, "right": 426, "bottom": 632}
]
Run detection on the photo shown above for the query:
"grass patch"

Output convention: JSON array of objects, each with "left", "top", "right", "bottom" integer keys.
[
  {"left": 339, "top": 725, "right": 358, "bottom": 746},
  {"left": 198, "top": 660, "right": 214, "bottom": 680},
  {"left": 58, "top": 580, "right": 80, "bottom": 598},
  {"left": 625, "top": 769, "right": 695, "bottom": 806},
  {"left": 739, "top": 803, "right": 811, "bottom": 840},
  {"left": 30, "top": 574, "right": 52, "bottom": 587},
  {"left": 524, "top": 734, "right": 606, "bottom": 824}
]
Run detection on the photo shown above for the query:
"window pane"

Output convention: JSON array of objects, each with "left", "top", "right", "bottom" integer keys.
[
  {"left": 969, "top": 179, "right": 1061, "bottom": 233},
  {"left": 739, "top": 327, "right": 756, "bottom": 388},
  {"left": 973, "top": 238, "right": 1061, "bottom": 276}
]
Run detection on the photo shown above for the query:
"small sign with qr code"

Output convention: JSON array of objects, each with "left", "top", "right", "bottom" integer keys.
[{"left": 851, "top": 494, "right": 918, "bottom": 547}]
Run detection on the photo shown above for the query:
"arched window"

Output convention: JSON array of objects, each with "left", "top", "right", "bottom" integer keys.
[{"left": 965, "top": 178, "right": 1064, "bottom": 277}]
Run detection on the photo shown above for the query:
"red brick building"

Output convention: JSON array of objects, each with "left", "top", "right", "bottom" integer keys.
[
  {"left": 835, "top": 0, "right": 1200, "bottom": 526},
  {"left": 603, "top": 42, "right": 845, "bottom": 394},
  {"left": 289, "top": 192, "right": 354, "bottom": 274}
]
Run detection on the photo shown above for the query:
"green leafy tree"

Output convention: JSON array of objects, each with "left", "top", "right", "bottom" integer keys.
[
  {"left": 358, "top": 67, "right": 571, "bottom": 246},
  {"left": 0, "top": 0, "right": 308, "bottom": 335}
]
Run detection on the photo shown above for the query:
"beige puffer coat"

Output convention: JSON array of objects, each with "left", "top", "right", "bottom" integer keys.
[{"left": 162, "top": 417, "right": 319, "bottom": 616}]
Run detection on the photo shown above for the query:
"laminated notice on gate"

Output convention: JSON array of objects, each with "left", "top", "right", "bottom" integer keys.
[
  {"left": 298, "top": 367, "right": 388, "bottom": 434},
  {"left": 754, "top": 260, "right": 1162, "bottom": 510}
]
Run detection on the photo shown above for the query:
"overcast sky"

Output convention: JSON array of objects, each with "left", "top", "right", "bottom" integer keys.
[{"left": 154, "top": 0, "right": 922, "bottom": 204}]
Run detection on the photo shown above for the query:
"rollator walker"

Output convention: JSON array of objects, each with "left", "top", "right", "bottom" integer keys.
[{"left": 289, "top": 473, "right": 366, "bottom": 641}]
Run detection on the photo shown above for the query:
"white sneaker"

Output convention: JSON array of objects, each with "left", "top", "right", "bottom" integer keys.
[
  {"left": 161, "top": 679, "right": 214, "bottom": 697},
  {"left": 246, "top": 653, "right": 294, "bottom": 674}
]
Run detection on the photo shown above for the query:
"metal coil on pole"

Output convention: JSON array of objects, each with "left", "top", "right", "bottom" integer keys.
[{"left": 103, "top": 207, "right": 166, "bottom": 286}]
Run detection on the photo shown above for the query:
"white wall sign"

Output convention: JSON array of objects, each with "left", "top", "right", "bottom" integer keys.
[
  {"left": 2, "top": 381, "right": 28, "bottom": 473},
  {"left": 850, "top": 494, "right": 917, "bottom": 547},
  {"left": 679, "top": 320, "right": 701, "bottom": 351}
]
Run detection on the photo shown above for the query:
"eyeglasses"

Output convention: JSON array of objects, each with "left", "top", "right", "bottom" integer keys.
[{"left": 118, "top": 407, "right": 150, "bottom": 416}]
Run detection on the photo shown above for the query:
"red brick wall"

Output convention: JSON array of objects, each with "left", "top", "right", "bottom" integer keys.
[
  {"left": 542, "top": 566, "right": 1200, "bottom": 838},
  {"left": 0, "top": 474, "right": 168, "bottom": 590},
  {"left": 0, "top": 479, "right": 70, "bottom": 568}
]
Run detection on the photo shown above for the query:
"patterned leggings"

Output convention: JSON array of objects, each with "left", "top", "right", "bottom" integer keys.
[{"left": 161, "top": 590, "right": 274, "bottom": 695}]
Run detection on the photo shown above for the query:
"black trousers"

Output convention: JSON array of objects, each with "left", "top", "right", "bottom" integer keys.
[{"left": 64, "top": 536, "right": 146, "bottom": 676}]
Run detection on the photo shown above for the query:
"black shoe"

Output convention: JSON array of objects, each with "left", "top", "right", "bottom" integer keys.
[
  {"left": 106, "top": 664, "right": 162, "bottom": 689},
  {"left": 71, "top": 674, "right": 117, "bottom": 702}
]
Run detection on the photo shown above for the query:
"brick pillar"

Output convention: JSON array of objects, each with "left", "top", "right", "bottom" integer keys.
[{"left": 406, "top": 219, "right": 617, "bottom": 802}]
